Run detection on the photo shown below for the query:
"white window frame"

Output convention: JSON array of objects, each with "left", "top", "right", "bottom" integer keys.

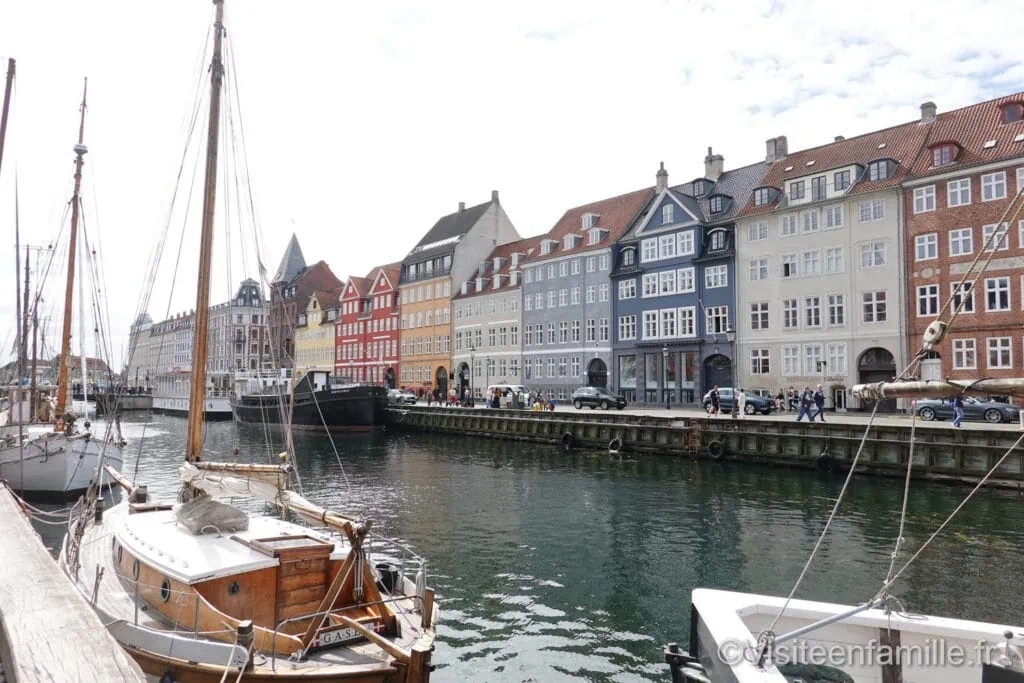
[
  {"left": 860, "top": 241, "right": 886, "bottom": 268},
  {"left": 642, "top": 273, "right": 658, "bottom": 298},
  {"left": 802, "top": 249, "right": 821, "bottom": 277},
  {"left": 641, "top": 238, "right": 658, "bottom": 263},
  {"left": 985, "top": 276, "right": 1011, "bottom": 312},
  {"left": 618, "top": 315, "right": 637, "bottom": 341},
  {"left": 987, "top": 337, "right": 1012, "bottom": 369},
  {"left": 916, "top": 284, "right": 939, "bottom": 317},
  {"left": 642, "top": 311, "right": 659, "bottom": 340},
  {"left": 982, "top": 222, "right": 1009, "bottom": 251},
  {"left": 982, "top": 172, "right": 1007, "bottom": 202},
  {"left": 951, "top": 282, "right": 974, "bottom": 314},
  {"left": 705, "top": 306, "right": 729, "bottom": 335},
  {"left": 705, "top": 264, "right": 728, "bottom": 289},
  {"left": 782, "top": 299, "right": 799, "bottom": 329},
  {"left": 804, "top": 296, "right": 821, "bottom": 328},
  {"left": 782, "top": 345, "right": 800, "bottom": 376},
  {"left": 747, "top": 222, "right": 768, "bottom": 242},
  {"left": 826, "top": 293, "right": 845, "bottom": 327},
  {"left": 749, "top": 302, "right": 769, "bottom": 331},
  {"left": 823, "top": 204, "right": 844, "bottom": 229},
  {"left": 915, "top": 233, "right": 938, "bottom": 261},
  {"left": 662, "top": 204, "right": 675, "bottom": 224},
  {"left": 858, "top": 199, "right": 884, "bottom": 223},
  {"left": 618, "top": 279, "right": 636, "bottom": 300},
  {"left": 952, "top": 338, "right": 977, "bottom": 370},
  {"left": 677, "top": 267, "right": 695, "bottom": 293},
  {"left": 678, "top": 231, "right": 695, "bottom": 256},
  {"left": 749, "top": 258, "right": 768, "bottom": 281},
  {"left": 949, "top": 228, "right": 973, "bottom": 256},
  {"left": 804, "top": 344, "right": 823, "bottom": 376},
  {"left": 947, "top": 178, "right": 971, "bottom": 207},
  {"left": 913, "top": 185, "right": 936, "bottom": 214},
  {"left": 780, "top": 253, "right": 799, "bottom": 279},
  {"left": 659, "top": 234, "right": 677, "bottom": 260},
  {"left": 750, "top": 348, "right": 770, "bottom": 375},
  {"left": 780, "top": 214, "right": 798, "bottom": 238},
  {"left": 678, "top": 307, "right": 696, "bottom": 338},
  {"left": 824, "top": 246, "right": 844, "bottom": 274}
]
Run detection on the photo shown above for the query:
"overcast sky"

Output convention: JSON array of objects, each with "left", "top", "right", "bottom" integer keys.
[{"left": 0, "top": 0, "right": 1021, "bottom": 368}]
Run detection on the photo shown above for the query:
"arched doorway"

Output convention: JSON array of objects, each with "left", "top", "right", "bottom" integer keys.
[
  {"left": 920, "top": 350, "right": 941, "bottom": 382},
  {"left": 587, "top": 358, "right": 608, "bottom": 388},
  {"left": 384, "top": 367, "right": 396, "bottom": 389},
  {"left": 858, "top": 347, "right": 897, "bottom": 412},
  {"left": 457, "top": 363, "right": 470, "bottom": 395},
  {"left": 703, "top": 354, "right": 732, "bottom": 391},
  {"left": 435, "top": 366, "right": 448, "bottom": 396}
]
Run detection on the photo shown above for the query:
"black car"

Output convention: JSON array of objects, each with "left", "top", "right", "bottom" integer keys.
[
  {"left": 701, "top": 388, "right": 775, "bottom": 415},
  {"left": 914, "top": 397, "right": 1019, "bottom": 424},
  {"left": 571, "top": 387, "right": 627, "bottom": 410}
]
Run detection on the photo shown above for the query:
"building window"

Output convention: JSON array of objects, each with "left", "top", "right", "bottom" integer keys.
[
  {"left": 599, "top": 284, "right": 609, "bottom": 301},
  {"left": 659, "top": 234, "right": 678, "bottom": 259},
  {"left": 913, "top": 186, "right": 936, "bottom": 214},
  {"left": 751, "top": 349, "right": 770, "bottom": 375},
  {"left": 571, "top": 321, "right": 579, "bottom": 342},
  {"left": 619, "top": 279, "right": 636, "bottom": 300},
  {"left": 662, "top": 203, "right": 675, "bottom": 224},
  {"left": 619, "top": 315, "right": 637, "bottom": 341},
  {"left": 571, "top": 287, "right": 580, "bottom": 305},
  {"left": 694, "top": 180, "right": 709, "bottom": 197},
  {"left": 705, "top": 306, "right": 729, "bottom": 335},
  {"left": 782, "top": 345, "right": 800, "bottom": 375},
  {"left": 1001, "top": 102, "right": 1024, "bottom": 124},
  {"left": 782, "top": 299, "right": 799, "bottom": 329},
  {"left": 824, "top": 247, "right": 844, "bottom": 274},
  {"left": 802, "top": 249, "right": 821, "bottom": 277},
  {"left": 641, "top": 238, "right": 658, "bottom": 262},
  {"left": 804, "top": 296, "right": 821, "bottom": 327},
  {"left": 705, "top": 264, "right": 728, "bottom": 288},
  {"left": 982, "top": 172, "right": 1007, "bottom": 201},
  {"left": 827, "top": 293, "right": 845, "bottom": 326},
  {"left": 658, "top": 271, "right": 676, "bottom": 296},
  {"left": 678, "top": 231, "right": 695, "bottom": 255},
  {"left": 747, "top": 221, "right": 768, "bottom": 241},
  {"left": 677, "top": 267, "right": 695, "bottom": 293},
  {"left": 749, "top": 258, "right": 768, "bottom": 281},
  {"left": 986, "top": 277, "right": 1011, "bottom": 311},
  {"left": 834, "top": 170, "right": 851, "bottom": 192},
  {"left": 547, "top": 291, "right": 556, "bottom": 308},
  {"left": 868, "top": 160, "right": 890, "bottom": 181},
  {"left": 660, "top": 309, "right": 677, "bottom": 338},
  {"left": 917, "top": 284, "right": 939, "bottom": 316},
  {"left": 858, "top": 199, "right": 885, "bottom": 222},
  {"left": 953, "top": 339, "right": 977, "bottom": 370},
  {"left": 559, "top": 289, "right": 568, "bottom": 307},
  {"left": 753, "top": 188, "right": 772, "bottom": 206},
  {"left": 708, "top": 230, "right": 726, "bottom": 251},
  {"left": 572, "top": 258, "right": 581, "bottom": 274},
  {"left": 789, "top": 180, "right": 805, "bottom": 200},
  {"left": 823, "top": 204, "right": 844, "bottom": 229},
  {"left": 951, "top": 282, "right": 974, "bottom": 313},
  {"left": 915, "top": 233, "right": 938, "bottom": 261},
  {"left": 801, "top": 209, "right": 819, "bottom": 233},
  {"left": 781, "top": 253, "right": 798, "bottom": 278},
  {"left": 559, "top": 261, "right": 569, "bottom": 277},
  {"left": 827, "top": 342, "right": 848, "bottom": 376},
  {"left": 860, "top": 241, "right": 886, "bottom": 268},
  {"left": 779, "top": 214, "right": 798, "bottom": 238},
  {"left": 949, "top": 228, "right": 973, "bottom": 256},
  {"left": 805, "top": 344, "right": 823, "bottom": 375},
  {"left": 810, "top": 176, "right": 827, "bottom": 201},
  {"left": 750, "top": 302, "right": 769, "bottom": 330},
  {"left": 709, "top": 196, "right": 724, "bottom": 214},
  {"left": 586, "top": 285, "right": 596, "bottom": 303},
  {"left": 599, "top": 255, "right": 609, "bottom": 270},
  {"left": 947, "top": 178, "right": 971, "bottom": 207},
  {"left": 558, "top": 321, "right": 568, "bottom": 343},
  {"left": 988, "top": 337, "right": 1012, "bottom": 369},
  {"left": 679, "top": 307, "right": 696, "bottom": 337},
  {"left": 643, "top": 311, "right": 659, "bottom": 339},
  {"left": 862, "top": 291, "right": 887, "bottom": 323},
  {"left": 982, "top": 223, "right": 1009, "bottom": 251},
  {"left": 932, "top": 144, "right": 956, "bottom": 167}
]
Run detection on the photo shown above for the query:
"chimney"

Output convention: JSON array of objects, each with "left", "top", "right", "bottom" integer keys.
[
  {"left": 834, "top": 135, "right": 845, "bottom": 142},
  {"left": 655, "top": 162, "right": 668, "bottom": 193},
  {"left": 491, "top": 190, "right": 499, "bottom": 203},
  {"left": 920, "top": 101, "right": 937, "bottom": 124},
  {"left": 458, "top": 201, "right": 466, "bottom": 213},
  {"left": 461, "top": 282, "right": 468, "bottom": 295},
  {"left": 766, "top": 136, "right": 789, "bottom": 162},
  {"left": 704, "top": 147, "right": 725, "bottom": 182}
]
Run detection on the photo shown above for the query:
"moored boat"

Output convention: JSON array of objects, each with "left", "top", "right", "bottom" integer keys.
[{"left": 232, "top": 371, "right": 388, "bottom": 432}]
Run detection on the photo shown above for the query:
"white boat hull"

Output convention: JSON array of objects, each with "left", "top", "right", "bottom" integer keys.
[
  {"left": 0, "top": 430, "right": 124, "bottom": 498},
  {"left": 152, "top": 394, "right": 232, "bottom": 419}
]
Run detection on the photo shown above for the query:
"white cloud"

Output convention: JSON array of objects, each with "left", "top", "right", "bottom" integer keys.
[{"left": 0, "top": 0, "right": 1020, "bottom": 367}]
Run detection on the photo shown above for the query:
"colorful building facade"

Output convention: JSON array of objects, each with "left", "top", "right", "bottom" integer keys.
[{"left": 334, "top": 263, "right": 401, "bottom": 387}]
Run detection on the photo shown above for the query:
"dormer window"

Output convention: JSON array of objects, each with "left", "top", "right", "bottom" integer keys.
[
  {"left": 587, "top": 230, "right": 601, "bottom": 245},
  {"left": 581, "top": 213, "right": 600, "bottom": 229},
  {"left": 622, "top": 248, "right": 635, "bottom": 267},
  {"left": 789, "top": 181, "right": 805, "bottom": 200},
  {"left": 867, "top": 159, "right": 892, "bottom": 181},
  {"left": 662, "top": 204, "right": 675, "bottom": 224},
  {"left": 511, "top": 253, "right": 519, "bottom": 267},
  {"left": 562, "top": 234, "right": 576, "bottom": 250},
  {"left": 709, "top": 196, "right": 724, "bottom": 214},
  {"left": 709, "top": 230, "right": 726, "bottom": 251},
  {"left": 753, "top": 188, "right": 772, "bottom": 206},
  {"left": 693, "top": 180, "right": 710, "bottom": 197},
  {"left": 493, "top": 257, "right": 504, "bottom": 271},
  {"left": 1000, "top": 102, "right": 1023, "bottom": 124},
  {"left": 931, "top": 143, "right": 957, "bottom": 167},
  {"left": 540, "top": 239, "right": 555, "bottom": 255}
]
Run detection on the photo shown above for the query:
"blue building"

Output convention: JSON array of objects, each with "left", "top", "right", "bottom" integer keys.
[{"left": 611, "top": 151, "right": 768, "bottom": 405}]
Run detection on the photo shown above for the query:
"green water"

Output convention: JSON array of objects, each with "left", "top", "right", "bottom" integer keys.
[{"left": 44, "top": 415, "right": 1024, "bottom": 682}]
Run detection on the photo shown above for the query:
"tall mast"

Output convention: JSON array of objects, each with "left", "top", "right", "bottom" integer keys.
[
  {"left": 0, "top": 58, "right": 14, "bottom": 177},
  {"left": 78, "top": 236, "right": 87, "bottom": 410},
  {"left": 185, "top": 0, "right": 225, "bottom": 463},
  {"left": 54, "top": 78, "right": 88, "bottom": 418},
  {"left": 22, "top": 244, "right": 29, "bottom": 378},
  {"left": 1, "top": 59, "right": 16, "bottom": 393}
]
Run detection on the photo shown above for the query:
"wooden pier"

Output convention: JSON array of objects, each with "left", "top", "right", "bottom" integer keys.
[
  {"left": 389, "top": 406, "right": 1024, "bottom": 490},
  {"left": 0, "top": 487, "right": 145, "bottom": 682}
]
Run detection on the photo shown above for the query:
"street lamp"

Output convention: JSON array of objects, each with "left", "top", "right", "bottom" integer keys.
[
  {"left": 661, "top": 345, "right": 670, "bottom": 410},
  {"left": 468, "top": 345, "right": 476, "bottom": 402},
  {"left": 725, "top": 325, "right": 737, "bottom": 419}
]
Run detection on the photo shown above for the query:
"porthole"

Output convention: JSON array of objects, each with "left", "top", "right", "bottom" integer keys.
[
  {"left": 132, "top": 559, "right": 140, "bottom": 580},
  {"left": 116, "top": 544, "right": 123, "bottom": 564},
  {"left": 228, "top": 581, "right": 240, "bottom": 595},
  {"left": 160, "top": 579, "right": 171, "bottom": 602}
]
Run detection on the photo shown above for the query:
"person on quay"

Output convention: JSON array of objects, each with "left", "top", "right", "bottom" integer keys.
[
  {"left": 951, "top": 395, "right": 964, "bottom": 428},
  {"left": 547, "top": 395, "right": 556, "bottom": 411},
  {"left": 735, "top": 387, "right": 746, "bottom": 419},
  {"left": 776, "top": 388, "right": 786, "bottom": 412},
  {"left": 709, "top": 386, "right": 721, "bottom": 417},
  {"left": 796, "top": 386, "right": 814, "bottom": 422},
  {"left": 812, "top": 384, "right": 827, "bottom": 422},
  {"left": 787, "top": 386, "right": 798, "bottom": 411}
]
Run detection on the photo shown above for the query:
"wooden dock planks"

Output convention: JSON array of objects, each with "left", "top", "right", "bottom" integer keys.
[{"left": 0, "top": 488, "right": 145, "bottom": 682}]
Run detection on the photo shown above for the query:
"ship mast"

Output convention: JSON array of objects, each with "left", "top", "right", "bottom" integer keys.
[
  {"left": 54, "top": 78, "right": 88, "bottom": 418},
  {"left": 185, "top": 0, "right": 225, "bottom": 463}
]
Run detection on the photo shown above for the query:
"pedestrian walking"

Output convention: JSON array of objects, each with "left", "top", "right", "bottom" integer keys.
[
  {"left": 709, "top": 386, "right": 721, "bottom": 417},
  {"left": 735, "top": 387, "right": 746, "bottom": 419},
  {"left": 812, "top": 384, "right": 826, "bottom": 422},
  {"left": 776, "top": 389, "right": 786, "bottom": 412},
  {"left": 787, "top": 386, "right": 798, "bottom": 411},
  {"left": 951, "top": 395, "right": 964, "bottom": 428},
  {"left": 796, "top": 386, "right": 814, "bottom": 422}
]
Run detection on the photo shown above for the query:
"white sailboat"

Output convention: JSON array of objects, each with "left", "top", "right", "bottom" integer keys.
[
  {"left": 60, "top": 3, "right": 436, "bottom": 680},
  {"left": 0, "top": 73, "right": 124, "bottom": 499}
]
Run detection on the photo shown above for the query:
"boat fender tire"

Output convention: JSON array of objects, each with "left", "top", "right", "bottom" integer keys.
[
  {"left": 608, "top": 437, "right": 623, "bottom": 453},
  {"left": 814, "top": 451, "right": 834, "bottom": 473},
  {"left": 706, "top": 440, "right": 724, "bottom": 460},
  {"left": 561, "top": 432, "right": 574, "bottom": 451}
]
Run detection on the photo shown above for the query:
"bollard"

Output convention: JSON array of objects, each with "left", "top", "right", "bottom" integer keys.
[{"left": 236, "top": 620, "right": 255, "bottom": 670}]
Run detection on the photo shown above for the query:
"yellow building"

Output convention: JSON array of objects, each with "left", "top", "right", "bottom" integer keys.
[
  {"left": 399, "top": 192, "right": 520, "bottom": 396},
  {"left": 293, "top": 289, "right": 340, "bottom": 378}
]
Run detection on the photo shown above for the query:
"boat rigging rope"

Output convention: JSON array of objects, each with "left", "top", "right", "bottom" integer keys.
[
  {"left": 307, "top": 386, "right": 353, "bottom": 495},
  {"left": 881, "top": 411, "right": 918, "bottom": 594}
]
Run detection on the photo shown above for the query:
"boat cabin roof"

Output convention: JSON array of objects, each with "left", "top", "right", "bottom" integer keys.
[{"left": 114, "top": 504, "right": 347, "bottom": 584}]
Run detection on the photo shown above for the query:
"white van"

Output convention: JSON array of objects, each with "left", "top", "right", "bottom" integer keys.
[{"left": 485, "top": 384, "right": 528, "bottom": 408}]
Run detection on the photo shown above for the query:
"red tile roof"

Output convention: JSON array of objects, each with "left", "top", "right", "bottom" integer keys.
[
  {"left": 529, "top": 186, "right": 656, "bottom": 259},
  {"left": 312, "top": 287, "right": 343, "bottom": 309},
  {"left": 452, "top": 234, "right": 545, "bottom": 300},
  {"left": 340, "top": 276, "right": 370, "bottom": 300},
  {"left": 906, "top": 91, "right": 1024, "bottom": 179},
  {"left": 739, "top": 120, "right": 930, "bottom": 217},
  {"left": 366, "top": 262, "right": 402, "bottom": 294}
]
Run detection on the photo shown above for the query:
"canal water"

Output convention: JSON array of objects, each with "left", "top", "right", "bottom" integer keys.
[{"left": 38, "top": 414, "right": 1024, "bottom": 682}]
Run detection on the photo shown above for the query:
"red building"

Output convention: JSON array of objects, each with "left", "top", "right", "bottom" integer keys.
[
  {"left": 903, "top": 93, "right": 1024, "bottom": 383},
  {"left": 334, "top": 263, "right": 401, "bottom": 387}
]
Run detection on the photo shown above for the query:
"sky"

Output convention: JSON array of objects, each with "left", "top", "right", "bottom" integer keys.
[{"left": 0, "top": 0, "right": 1022, "bottom": 368}]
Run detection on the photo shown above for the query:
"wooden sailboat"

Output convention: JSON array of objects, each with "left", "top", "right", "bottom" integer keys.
[
  {"left": 0, "top": 72, "right": 125, "bottom": 498},
  {"left": 60, "top": 2, "right": 436, "bottom": 681}
]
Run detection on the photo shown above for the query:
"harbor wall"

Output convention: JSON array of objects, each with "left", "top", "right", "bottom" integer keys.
[{"left": 388, "top": 407, "right": 1024, "bottom": 490}]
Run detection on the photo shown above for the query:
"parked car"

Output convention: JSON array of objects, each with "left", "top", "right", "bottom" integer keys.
[
  {"left": 486, "top": 384, "right": 528, "bottom": 408},
  {"left": 388, "top": 389, "right": 417, "bottom": 405},
  {"left": 914, "top": 397, "right": 1019, "bottom": 424},
  {"left": 701, "top": 388, "right": 775, "bottom": 415},
  {"left": 571, "top": 387, "right": 627, "bottom": 410}
]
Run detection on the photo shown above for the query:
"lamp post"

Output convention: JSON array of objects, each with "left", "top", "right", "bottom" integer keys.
[
  {"left": 662, "top": 345, "right": 670, "bottom": 410},
  {"left": 469, "top": 345, "right": 476, "bottom": 402},
  {"left": 725, "top": 325, "right": 737, "bottom": 418}
]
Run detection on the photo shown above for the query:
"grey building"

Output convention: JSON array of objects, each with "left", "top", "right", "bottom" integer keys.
[{"left": 520, "top": 187, "right": 654, "bottom": 402}]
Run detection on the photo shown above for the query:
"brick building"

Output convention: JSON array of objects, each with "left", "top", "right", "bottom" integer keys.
[
  {"left": 334, "top": 263, "right": 401, "bottom": 387},
  {"left": 903, "top": 94, "right": 1024, "bottom": 383}
]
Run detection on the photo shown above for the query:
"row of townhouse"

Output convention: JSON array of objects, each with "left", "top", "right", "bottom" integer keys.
[{"left": 261, "top": 90, "right": 1024, "bottom": 411}]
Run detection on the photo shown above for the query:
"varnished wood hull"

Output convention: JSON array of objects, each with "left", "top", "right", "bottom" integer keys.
[{"left": 126, "top": 647, "right": 398, "bottom": 682}]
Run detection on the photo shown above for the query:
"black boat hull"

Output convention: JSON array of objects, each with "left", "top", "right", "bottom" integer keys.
[{"left": 231, "top": 383, "right": 388, "bottom": 431}]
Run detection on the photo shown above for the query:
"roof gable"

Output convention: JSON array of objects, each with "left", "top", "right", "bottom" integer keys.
[
  {"left": 367, "top": 262, "right": 401, "bottom": 295},
  {"left": 272, "top": 233, "right": 306, "bottom": 283},
  {"left": 403, "top": 199, "right": 494, "bottom": 265},
  {"left": 632, "top": 189, "right": 702, "bottom": 236}
]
